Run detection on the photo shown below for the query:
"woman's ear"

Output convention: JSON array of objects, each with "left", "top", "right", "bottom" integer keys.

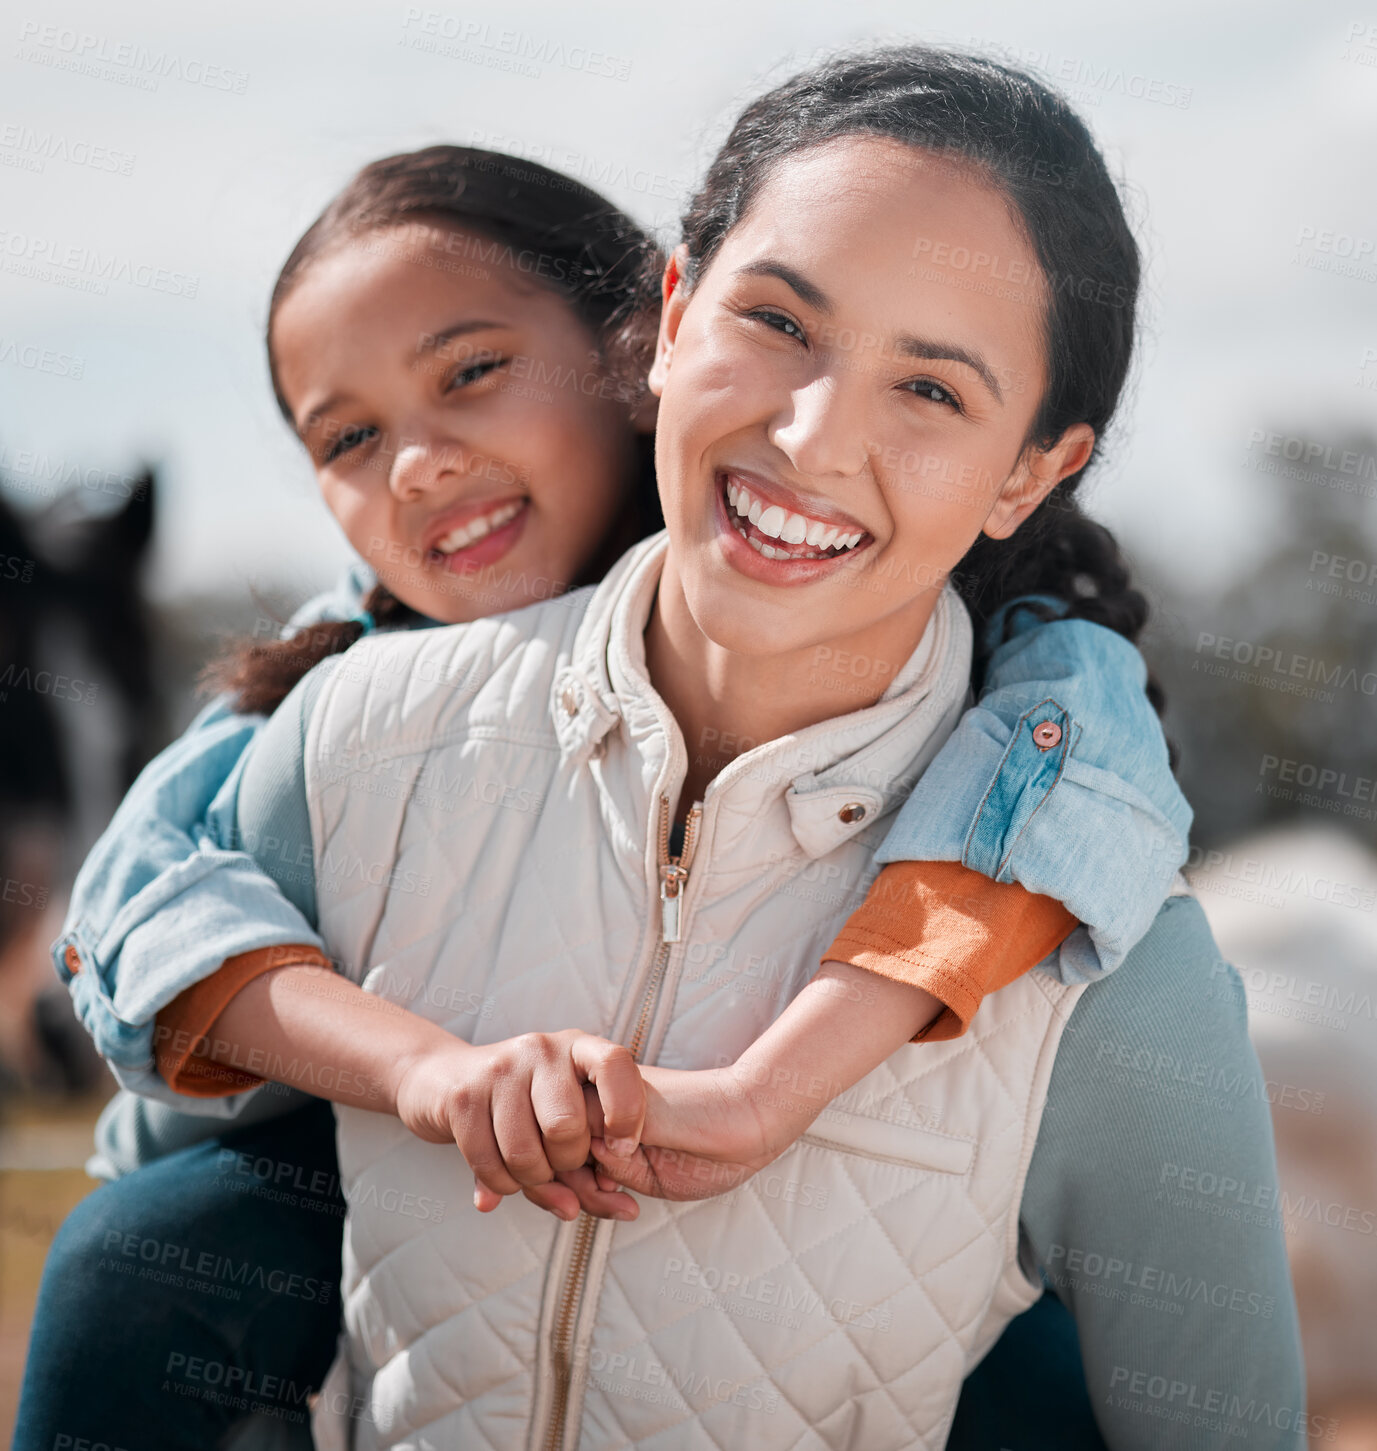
[
  {"left": 983, "top": 423, "right": 1095, "bottom": 540},
  {"left": 647, "top": 244, "right": 691, "bottom": 400}
]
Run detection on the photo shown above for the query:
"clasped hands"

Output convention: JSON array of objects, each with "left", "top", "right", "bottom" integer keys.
[{"left": 392, "top": 1029, "right": 816, "bottom": 1223}]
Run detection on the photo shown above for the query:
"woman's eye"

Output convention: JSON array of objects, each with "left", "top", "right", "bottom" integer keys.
[
  {"left": 324, "top": 424, "right": 379, "bottom": 463},
  {"left": 905, "top": 378, "right": 961, "bottom": 411},
  {"left": 447, "top": 356, "right": 506, "bottom": 390},
  {"left": 748, "top": 309, "right": 807, "bottom": 344}
]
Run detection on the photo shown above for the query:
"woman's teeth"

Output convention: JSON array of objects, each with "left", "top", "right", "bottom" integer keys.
[
  {"left": 725, "top": 479, "right": 864, "bottom": 560},
  {"left": 433, "top": 499, "right": 523, "bottom": 554}
]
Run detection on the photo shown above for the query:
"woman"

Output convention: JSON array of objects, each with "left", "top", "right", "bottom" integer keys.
[{"left": 148, "top": 46, "right": 1302, "bottom": 1449}]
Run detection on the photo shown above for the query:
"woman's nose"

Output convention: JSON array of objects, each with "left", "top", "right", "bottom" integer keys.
[
  {"left": 388, "top": 436, "right": 461, "bottom": 501},
  {"left": 768, "top": 373, "right": 870, "bottom": 480}
]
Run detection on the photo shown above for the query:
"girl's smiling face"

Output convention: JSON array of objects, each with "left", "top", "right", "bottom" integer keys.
[
  {"left": 271, "top": 222, "right": 641, "bottom": 624},
  {"left": 649, "top": 135, "right": 1092, "bottom": 676}
]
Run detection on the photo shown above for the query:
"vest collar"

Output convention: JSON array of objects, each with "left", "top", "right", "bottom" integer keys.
[{"left": 550, "top": 532, "right": 974, "bottom": 858}]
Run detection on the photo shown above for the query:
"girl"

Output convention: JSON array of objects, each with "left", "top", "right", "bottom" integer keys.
[
  {"left": 22, "top": 129, "right": 1196, "bottom": 1446},
  {"left": 38, "top": 50, "right": 1299, "bottom": 1450}
]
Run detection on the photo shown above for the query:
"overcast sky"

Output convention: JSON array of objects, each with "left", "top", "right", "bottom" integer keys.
[{"left": 2, "top": 0, "right": 1375, "bottom": 605}]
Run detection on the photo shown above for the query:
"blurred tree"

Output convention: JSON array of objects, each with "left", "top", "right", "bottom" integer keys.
[{"left": 1142, "top": 430, "right": 1377, "bottom": 852}]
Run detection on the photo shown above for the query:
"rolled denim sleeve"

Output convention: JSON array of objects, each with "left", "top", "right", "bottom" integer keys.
[
  {"left": 52, "top": 699, "right": 328, "bottom": 1110},
  {"left": 51, "top": 570, "right": 373, "bottom": 1109},
  {"left": 875, "top": 596, "right": 1192, "bottom": 983}
]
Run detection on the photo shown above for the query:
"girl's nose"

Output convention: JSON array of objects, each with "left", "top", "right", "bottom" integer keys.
[
  {"left": 388, "top": 436, "right": 461, "bottom": 501},
  {"left": 768, "top": 374, "right": 870, "bottom": 481}
]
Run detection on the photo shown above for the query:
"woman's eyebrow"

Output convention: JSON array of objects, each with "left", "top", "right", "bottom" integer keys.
[
  {"left": 895, "top": 334, "right": 1004, "bottom": 404},
  {"left": 735, "top": 259, "right": 1003, "bottom": 404},
  {"left": 735, "top": 259, "right": 831, "bottom": 312}
]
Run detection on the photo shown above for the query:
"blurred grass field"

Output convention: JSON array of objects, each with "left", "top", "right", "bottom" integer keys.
[{"left": 0, "top": 1095, "right": 108, "bottom": 1446}]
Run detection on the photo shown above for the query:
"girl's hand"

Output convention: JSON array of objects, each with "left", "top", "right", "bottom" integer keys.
[
  {"left": 392, "top": 1029, "right": 645, "bottom": 1222},
  {"left": 584, "top": 1064, "right": 794, "bottom": 1202}
]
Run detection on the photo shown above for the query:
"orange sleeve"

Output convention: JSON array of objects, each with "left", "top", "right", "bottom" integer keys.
[
  {"left": 153, "top": 943, "right": 331, "bottom": 1097},
  {"left": 825, "top": 860, "right": 1077, "bottom": 1044}
]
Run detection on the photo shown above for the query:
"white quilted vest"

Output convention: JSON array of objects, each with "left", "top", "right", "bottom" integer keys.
[{"left": 305, "top": 535, "right": 1087, "bottom": 1450}]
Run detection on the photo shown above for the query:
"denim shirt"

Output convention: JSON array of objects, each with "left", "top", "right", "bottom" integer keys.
[{"left": 55, "top": 570, "right": 1190, "bottom": 1137}]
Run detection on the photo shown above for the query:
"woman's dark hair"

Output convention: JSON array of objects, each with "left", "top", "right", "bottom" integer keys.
[
  {"left": 679, "top": 46, "right": 1174, "bottom": 753},
  {"left": 208, "top": 145, "right": 663, "bottom": 715}
]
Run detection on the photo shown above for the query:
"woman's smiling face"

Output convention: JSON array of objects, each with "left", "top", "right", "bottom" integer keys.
[
  {"left": 271, "top": 223, "right": 639, "bottom": 624},
  {"left": 649, "top": 135, "right": 1090, "bottom": 671}
]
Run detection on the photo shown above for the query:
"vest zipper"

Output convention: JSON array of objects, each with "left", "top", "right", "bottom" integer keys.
[{"left": 542, "top": 792, "right": 702, "bottom": 1451}]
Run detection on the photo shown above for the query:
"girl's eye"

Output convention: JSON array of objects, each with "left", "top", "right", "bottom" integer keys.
[
  {"left": 447, "top": 356, "right": 506, "bottom": 390},
  {"left": 748, "top": 308, "right": 807, "bottom": 344},
  {"left": 324, "top": 424, "right": 379, "bottom": 463},
  {"left": 904, "top": 377, "right": 961, "bottom": 411}
]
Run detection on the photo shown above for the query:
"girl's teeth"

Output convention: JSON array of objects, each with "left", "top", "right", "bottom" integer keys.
[
  {"left": 434, "top": 501, "right": 521, "bottom": 554},
  {"left": 805, "top": 519, "right": 828, "bottom": 547},
  {"left": 747, "top": 499, "right": 763, "bottom": 526}
]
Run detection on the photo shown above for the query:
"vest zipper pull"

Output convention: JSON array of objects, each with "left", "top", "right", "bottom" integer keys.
[{"left": 659, "top": 863, "right": 687, "bottom": 944}]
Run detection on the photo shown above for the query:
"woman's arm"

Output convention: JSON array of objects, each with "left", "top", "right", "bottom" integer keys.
[{"left": 1022, "top": 895, "right": 1307, "bottom": 1449}]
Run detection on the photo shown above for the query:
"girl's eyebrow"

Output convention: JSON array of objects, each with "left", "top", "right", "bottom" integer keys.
[
  {"left": 293, "top": 319, "right": 509, "bottom": 438},
  {"left": 736, "top": 258, "right": 1003, "bottom": 405},
  {"left": 413, "top": 319, "right": 506, "bottom": 363}
]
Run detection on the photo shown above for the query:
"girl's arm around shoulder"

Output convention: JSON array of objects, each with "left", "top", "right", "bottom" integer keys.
[
  {"left": 52, "top": 572, "right": 372, "bottom": 1105},
  {"left": 873, "top": 597, "right": 1193, "bottom": 984}
]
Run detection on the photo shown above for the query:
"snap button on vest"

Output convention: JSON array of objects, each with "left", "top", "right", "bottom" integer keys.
[
  {"left": 838, "top": 802, "right": 867, "bottom": 824},
  {"left": 1032, "top": 720, "right": 1062, "bottom": 750}
]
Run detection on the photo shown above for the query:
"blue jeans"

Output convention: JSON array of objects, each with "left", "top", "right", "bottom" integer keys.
[
  {"left": 15, "top": 1098, "right": 342, "bottom": 1451},
  {"left": 16, "top": 1100, "right": 1106, "bottom": 1450}
]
